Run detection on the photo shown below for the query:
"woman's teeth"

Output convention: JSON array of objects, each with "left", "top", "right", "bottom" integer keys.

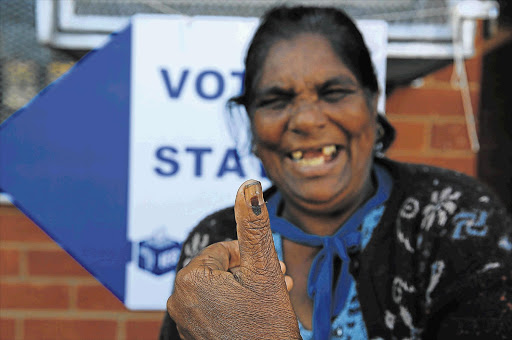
[
  {"left": 291, "top": 150, "right": 303, "bottom": 160},
  {"left": 322, "top": 145, "right": 337, "bottom": 156},
  {"left": 289, "top": 145, "right": 339, "bottom": 165}
]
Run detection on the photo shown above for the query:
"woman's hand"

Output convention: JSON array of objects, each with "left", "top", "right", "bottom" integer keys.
[{"left": 167, "top": 180, "right": 301, "bottom": 339}]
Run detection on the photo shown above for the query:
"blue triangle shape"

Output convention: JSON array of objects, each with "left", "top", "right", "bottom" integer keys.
[{"left": 0, "top": 25, "right": 132, "bottom": 302}]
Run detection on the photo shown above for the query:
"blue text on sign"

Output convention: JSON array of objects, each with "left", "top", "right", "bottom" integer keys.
[
  {"left": 154, "top": 146, "right": 266, "bottom": 179},
  {"left": 160, "top": 68, "right": 244, "bottom": 100}
]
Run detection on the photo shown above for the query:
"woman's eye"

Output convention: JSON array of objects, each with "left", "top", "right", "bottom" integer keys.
[
  {"left": 257, "top": 96, "right": 289, "bottom": 109},
  {"left": 321, "top": 88, "right": 352, "bottom": 102}
]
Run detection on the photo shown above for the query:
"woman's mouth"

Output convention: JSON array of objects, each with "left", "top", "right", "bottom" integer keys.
[{"left": 287, "top": 144, "right": 343, "bottom": 166}]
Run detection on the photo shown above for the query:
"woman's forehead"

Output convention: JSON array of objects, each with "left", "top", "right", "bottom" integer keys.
[{"left": 257, "top": 33, "right": 358, "bottom": 89}]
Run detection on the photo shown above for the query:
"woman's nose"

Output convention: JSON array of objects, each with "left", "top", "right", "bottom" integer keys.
[{"left": 287, "top": 101, "right": 327, "bottom": 135}]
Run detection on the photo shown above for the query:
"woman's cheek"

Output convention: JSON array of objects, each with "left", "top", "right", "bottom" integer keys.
[
  {"left": 354, "top": 126, "right": 376, "bottom": 155},
  {"left": 347, "top": 118, "right": 376, "bottom": 165},
  {"left": 327, "top": 101, "right": 374, "bottom": 134},
  {"left": 252, "top": 112, "right": 286, "bottom": 145}
]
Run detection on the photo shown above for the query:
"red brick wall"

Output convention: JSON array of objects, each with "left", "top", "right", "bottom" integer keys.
[
  {"left": 386, "top": 55, "right": 482, "bottom": 176},
  {"left": 384, "top": 21, "right": 507, "bottom": 177},
  {"left": 1, "top": 26, "right": 501, "bottom": 340},
  {"left": 0, "top": 206, "right": 163, "bottom": 340}
]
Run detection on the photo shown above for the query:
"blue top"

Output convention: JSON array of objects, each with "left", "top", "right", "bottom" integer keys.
[{"left": 267, "top": 164, "right": 393, "bottom": 340}]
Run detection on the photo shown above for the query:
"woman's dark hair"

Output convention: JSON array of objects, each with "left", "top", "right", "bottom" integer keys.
[{"left": 233, "top": 5, "right": 379, "bottom": 110}]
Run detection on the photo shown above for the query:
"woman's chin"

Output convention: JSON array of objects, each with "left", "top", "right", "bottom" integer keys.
[{"left": 285, "top": 181, "right": 352, "bottom": 213}]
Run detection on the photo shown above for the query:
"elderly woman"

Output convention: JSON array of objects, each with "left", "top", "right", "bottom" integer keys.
[{"left": 161, "top": 6, "right": 512, "bottom": 340}]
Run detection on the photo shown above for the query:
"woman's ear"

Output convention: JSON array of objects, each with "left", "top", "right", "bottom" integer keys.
[{"left": 375, "top": 114, "right": 396, "bottom": 153}]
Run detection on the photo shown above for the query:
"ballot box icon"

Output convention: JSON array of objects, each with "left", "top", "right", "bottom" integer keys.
[{"left": 138, "top": 230, "right": 181, "bottom": 275}]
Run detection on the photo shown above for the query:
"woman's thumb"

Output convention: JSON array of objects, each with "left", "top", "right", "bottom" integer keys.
[{"left": 234, "top": 180, "right": 282, "bottom": 283}]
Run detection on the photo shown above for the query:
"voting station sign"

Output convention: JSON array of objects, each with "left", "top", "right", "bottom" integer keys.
[{"left": 0, "top": 15, "right": 387, "bottom": 310}]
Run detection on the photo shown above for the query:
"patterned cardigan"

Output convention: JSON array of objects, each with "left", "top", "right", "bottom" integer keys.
[{"left": 160, "top": 158, "right": 512, "bottom": 339}]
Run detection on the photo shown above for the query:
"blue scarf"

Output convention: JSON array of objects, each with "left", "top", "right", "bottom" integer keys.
[{"left": 267, "top": 165, "right": 392, "bottom": 340}]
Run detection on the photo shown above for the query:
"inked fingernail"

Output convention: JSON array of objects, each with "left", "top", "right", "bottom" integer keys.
[{"left": 244, "top": 181, "right": 263, "bottom": 216}]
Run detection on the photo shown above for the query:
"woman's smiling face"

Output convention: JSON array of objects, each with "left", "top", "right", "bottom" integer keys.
[{"left": 250, "top": 33, "right": 378, "bottom": 214}]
